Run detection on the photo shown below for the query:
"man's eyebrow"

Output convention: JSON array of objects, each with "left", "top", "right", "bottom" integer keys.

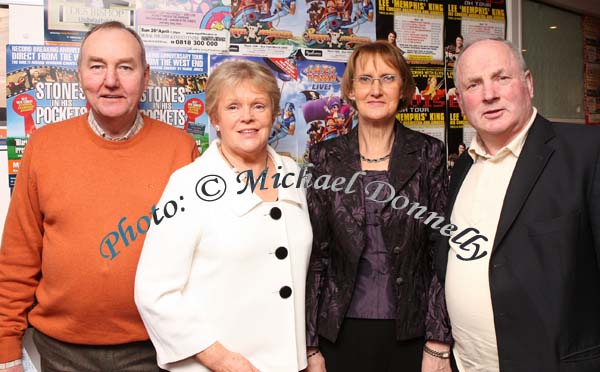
[
  {"left": 84, "top": 56, "right": 137, "bottom": 64},
  {"left": 491, "top": 68, "right": 508, "bottom": 78}
]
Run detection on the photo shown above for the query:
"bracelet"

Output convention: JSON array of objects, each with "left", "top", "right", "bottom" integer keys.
[
  {"left": 0, "top": 359, "right": 22, "bottom": 369},
  {"left": 423, "top": 344, "right": 450, "bottom": 359},
  {"left": 307, "top": 350, "right": 320, "bottom": 359}
]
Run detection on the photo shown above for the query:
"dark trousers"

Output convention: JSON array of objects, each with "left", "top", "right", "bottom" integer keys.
[
  {"left": 33, "top": 329, "right": 166, "bottom": 372},
  {"left": 319, "top": 318, "right": 424, "bottom": 372}
]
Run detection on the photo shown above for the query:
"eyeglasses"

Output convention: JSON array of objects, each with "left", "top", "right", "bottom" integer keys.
[{"left": 354, "top": 74, "right": 399, "bottom": 87}]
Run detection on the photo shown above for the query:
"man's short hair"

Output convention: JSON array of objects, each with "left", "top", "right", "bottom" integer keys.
[
  {"left": 77, "top": 21, "right": 147, "bottom": 68},
  {"left": 453, "top": 38, "right": 528, "bottom": 88}
]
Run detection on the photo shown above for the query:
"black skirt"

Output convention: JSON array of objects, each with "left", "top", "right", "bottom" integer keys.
[{"left": 319, "top": 318, "right": 424, "bottom": 372}]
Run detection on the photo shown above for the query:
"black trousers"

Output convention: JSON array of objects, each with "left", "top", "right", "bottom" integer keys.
[
  {"left": 319, "top": 318, "right": 424, "bottom": 372},
  {"left": 33, "top": 329, "right": 166, "bottom": 372}
]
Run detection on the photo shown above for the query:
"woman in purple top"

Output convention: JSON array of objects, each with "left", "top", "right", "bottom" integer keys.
[{"left": 305, "top": 41, "right": 452, "bottom": 372}]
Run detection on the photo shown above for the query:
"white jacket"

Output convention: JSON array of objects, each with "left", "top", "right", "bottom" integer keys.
[{"left": 135, "top": 141, "right": 312, "bottom": 372}]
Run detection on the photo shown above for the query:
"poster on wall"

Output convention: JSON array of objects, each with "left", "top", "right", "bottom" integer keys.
[
  {"left": 298, "top": 0, "right": 375, "bottom": 61},
  {"left": 293, "top": 59, "right": 355, "bottom": 160},
  {"left": 5, "top": 45, "right": 208, "bottom": 188},
  {"left": 141, "top": 48, "right": 211, "bottom": 152},
  {"left": 445, "top": 0, "right": 506, "bottom": 157},
  {"left": 44, "top": 0, "right": 136, "bottom": 44},
  {"left": 228, "top": 0, "right": 300, "bottom": 58},
  {"left": 377, "top": 1, "right": 446, "bottom": 141},
  {"left": 136, "top": 0, "right": 230, "bottom": 52},
  {"left": 6, "top": 44, "right": 85, "bottom": 187},
  {"left": 376, "top": 0, "right": 445, "bottom": 62},
  {"left": 445, "top": 0, "right": 506, "bottom": 55},
  {"left": 583, "top": 16, "right": 600, "bottom": 125},
  {"left": 209, "top": 55, "right": 302, "bottom": 158},
  {"left": 397, "top": 63, "right": 445, "bottom": 142},
  {"left": 208, "top": 55, "right": 354, "bottom": 162}
]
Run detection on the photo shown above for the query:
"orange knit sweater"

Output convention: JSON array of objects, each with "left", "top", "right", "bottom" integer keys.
[{"left": 0, "top": 114, "right": 199, "bottom": 362}]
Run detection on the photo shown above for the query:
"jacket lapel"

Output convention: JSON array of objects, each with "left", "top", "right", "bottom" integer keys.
[
  {"left": 492, "top": 115, "right": 555, "bottom": 252},
  {"left": 326, "top": 127, "right": 366, "bottom": 226},
  {"left": 388, "top": 123, "right": 421, "bottom": 193}
]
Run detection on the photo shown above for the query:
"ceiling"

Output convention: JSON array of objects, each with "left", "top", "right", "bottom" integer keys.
[{"left": 538, "top": 0, "right": 600, "bottom": 18}]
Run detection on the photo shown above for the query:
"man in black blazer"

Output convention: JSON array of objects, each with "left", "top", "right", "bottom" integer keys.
[{"left": 436, "top": 38, "right": 600, "bottom": 372}]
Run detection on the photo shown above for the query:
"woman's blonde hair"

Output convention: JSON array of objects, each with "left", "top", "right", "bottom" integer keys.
[{"left": 206, "top": 60, "right": 281, "bottom": 122}]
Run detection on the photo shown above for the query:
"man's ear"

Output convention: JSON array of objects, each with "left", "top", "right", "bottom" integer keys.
[
  {"left": 143, "top": 65, "right": 150, "bottom": 91},
  {"left": 523, "top": 70, "right": 534, "bottom": 99}
]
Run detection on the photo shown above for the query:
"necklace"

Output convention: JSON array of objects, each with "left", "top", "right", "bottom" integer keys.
[
  {"left": 360, "top": 153, "right": 391, "bottom": 163},
  {"left": 219, "top": 144, "right": 269, "bottom": 179}
]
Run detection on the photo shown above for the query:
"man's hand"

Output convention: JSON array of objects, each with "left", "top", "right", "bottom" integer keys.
[
  {"left": 194, "top": 342, "right": 261, "bottom": 372},
  {"left": 303, "top": 347, "right": 326, "bottom": 372},
  {"left": 421, "top": 341, "right": 451, "bottom": 372}
]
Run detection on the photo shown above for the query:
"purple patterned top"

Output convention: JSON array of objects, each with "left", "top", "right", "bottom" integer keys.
[{"left": 346, "top": 170, "right": 396, "bottom": 319}]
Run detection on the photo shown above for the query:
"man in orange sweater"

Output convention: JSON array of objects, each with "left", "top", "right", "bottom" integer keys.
[{"left": 0, "top": 22, "right": 199, "bottom": 371}]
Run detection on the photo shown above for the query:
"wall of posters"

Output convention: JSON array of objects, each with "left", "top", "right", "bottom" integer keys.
[
  {"left": 10, "top": 0, "right": 509, "bottom": 191},
  {"left": 583, "top": 16, "right": 600, "bottom": 125}
]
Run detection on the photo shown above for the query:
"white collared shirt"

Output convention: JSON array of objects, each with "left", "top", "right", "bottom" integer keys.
[{"left": 87, "top": 111, "right": 144, "bottom": 141}]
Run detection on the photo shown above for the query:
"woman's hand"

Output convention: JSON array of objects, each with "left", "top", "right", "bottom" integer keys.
[
  {"left": 421, "top": 341, "right": 451, "bottom": 372},
  {"left": 195, "top": 341, "right": 261, "bottom": 372},
  {"left": 303, "top": 347, "right": 326, "bottom": 372}
]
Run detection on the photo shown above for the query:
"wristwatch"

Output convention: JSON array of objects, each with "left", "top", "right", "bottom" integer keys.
[
  {"left": 423, "top": 344, "right": 451, "bottom": 359},
  {"left": 0, "top": 359, "right": 22, "bottom": 369}
]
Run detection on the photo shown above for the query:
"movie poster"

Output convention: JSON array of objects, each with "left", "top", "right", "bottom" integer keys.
[
  {"left": 44, "top": 0, "right": 136, "bottom": 44},
  {"left": 136, "top": 0, "right": 230, "bottom": 52}
]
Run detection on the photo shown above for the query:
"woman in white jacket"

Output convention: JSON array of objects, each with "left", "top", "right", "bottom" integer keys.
[{"left": 134, "top": 60, "right": 312, "bottom": 372}]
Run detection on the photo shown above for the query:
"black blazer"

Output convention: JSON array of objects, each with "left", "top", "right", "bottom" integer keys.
[
  {"left": 306, "top": 122, "right": 452, "bottom": 346},
  {"left": 436, "top": 115, "right": 600, "bottom": 372}
]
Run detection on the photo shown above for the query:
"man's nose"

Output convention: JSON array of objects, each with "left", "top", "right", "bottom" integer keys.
[
  {"left": 104, "top": 67, "right": 120, "bottom": 88},
  {"left": 482, "top": 82, "right": 498, "bottom": 102}
]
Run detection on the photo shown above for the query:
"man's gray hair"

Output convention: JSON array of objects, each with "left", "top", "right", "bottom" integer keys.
[
  {"left": 77, "top": 21, "right": 147, "bottom": 67},
  {"left": 453, "top": 38, "right": 528, "bottom": 88}
]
